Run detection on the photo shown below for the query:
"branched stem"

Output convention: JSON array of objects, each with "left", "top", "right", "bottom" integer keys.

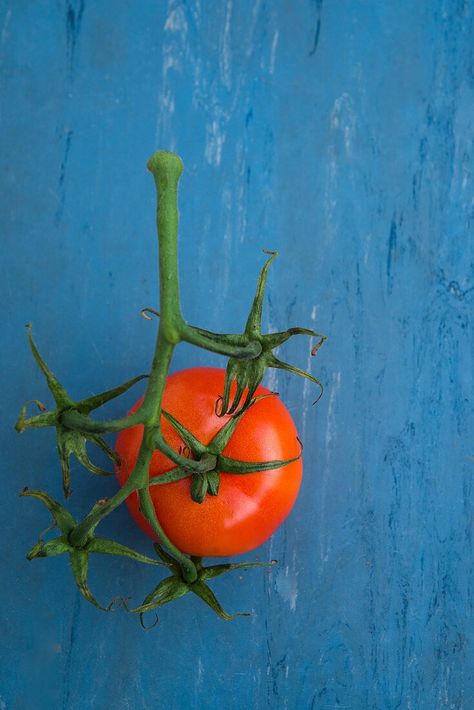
[
  {"left": 68, "top": 153, "right": 195, "bottom": 578},
  {"left": 180, "top": 325, "right": 262, "bottom": 359},
  {"left": 66, "top": 152, "right": 258, "bottom": 580},
  {"left": 69, "top": 443, "right": 153, "bottom": 547}
]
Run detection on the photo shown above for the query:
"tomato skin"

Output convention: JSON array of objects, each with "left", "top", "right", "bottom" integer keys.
[{"left": 115, "top": 367, "right": 302, "bottom": 557}]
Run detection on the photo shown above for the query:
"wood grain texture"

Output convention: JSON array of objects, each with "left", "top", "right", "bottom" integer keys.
[{"left": 1, "top": 1, "right": 473, "bottom": 708}]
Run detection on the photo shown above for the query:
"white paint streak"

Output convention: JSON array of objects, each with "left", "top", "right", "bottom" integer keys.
[
  {"left": 363, "top": 231, "right": 372, "bottom": 265},
  {"left": 269, "top": 30, "right": 279, "bottom": 74},
  {"left": 325, "top": 94, "right": 356, "bottom": 234},
  {"left": 235, "top": 141, "right": 248, "bottom": 243},
  {"left": 318, "top": 371, "right": 342, "bottom": 566},
  {"left": 162, "top": 47, "right": 181, "bottom": 74},
  {"left": 245, "top": 0, "right": 263, "bottom": 57},
  {"left": 275, "top": 549, "right": 298, "bottom": 610},
  {"left": 205, "top": 119, "right": 225, "bottom": 166},
  {"left": 155, "top": 1, "right": 189, "bottom": 148},
  {"left": 324, "top": 144, "right": 338, "bottom": 233},
  {"left": 160, "top": 89, "right": 175, "bottom": 115},
  {"left": 1, "top": 8, "right": 11, "bottom": 47},
  {"left": 219, "top": 212, "right": 233, "bottom": 297},
  {"left": 325, "top": 371, "right": 341, "bottom": 450},
  {"left": 0, "top": 8, "right": 12, "bottom": 127},
  {"left": 290, "top": 547, "right": 298, "bottom": 611},
  {"left": 164, "top": 5, "right": 187, "bottom": 32},
  {"left": 219, "top": 0, "right": 233, "bottom": 90},
  {"left": 194, "top": 656, "right": 204, "bottom": 697},
  {"left": 330, "top": 93, "right": 356, "bottom": 157},
  {"left": 265, "top": 366, "right": 279, "bottom": 392}
]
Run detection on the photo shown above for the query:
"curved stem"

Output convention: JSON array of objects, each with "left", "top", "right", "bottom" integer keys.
[
  {"left": 69, "top": 445, "right": 153, "bottom": 547},
  {"left": 138, "top": 487, "right": 197, "bottom": 583},
  {"left": 140, "top": 340, "right": 175, "bottom": 425}
]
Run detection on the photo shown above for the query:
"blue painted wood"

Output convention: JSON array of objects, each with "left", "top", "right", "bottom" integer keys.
[{"left": 1, "top": 1, "right": 473, "bottom": 708}]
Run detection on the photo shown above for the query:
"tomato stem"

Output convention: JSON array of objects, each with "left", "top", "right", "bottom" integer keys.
[
  {"left": 19, "top": 149, "right": 326, "bottom": 618},
  {"left": 69, "top": 153, "right": 200, "bottom": 580},
  {"left": 146, "top": 151, "right": 185, "bottom": 343}
]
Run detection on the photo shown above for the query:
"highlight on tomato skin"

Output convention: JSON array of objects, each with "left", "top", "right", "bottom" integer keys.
[{"left": 115, "top": 367, "right": 303, "bottom": 557}]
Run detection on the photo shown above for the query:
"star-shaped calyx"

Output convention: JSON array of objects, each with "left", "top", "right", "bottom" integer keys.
[
  {"left": 131, "top": 544, "right": 276, "bottom": 626},
  {"left": 151, "top": 393, "right": 302, "bottom": 504},
  {"left": 15, "top": 325, "right": 147, "bottom": 497},
  {"left": 217, "top": 251, "right": 326, "bottom": 416},
  {"left": 21, "top": 488, "right": 161, "bottom": 610}
]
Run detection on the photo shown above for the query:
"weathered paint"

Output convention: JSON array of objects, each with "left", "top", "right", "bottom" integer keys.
[{"left": 1, "top": 1, "right": 473, "bottom": 708}]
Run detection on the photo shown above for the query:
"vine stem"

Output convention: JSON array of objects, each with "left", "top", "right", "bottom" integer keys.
[
  {"left": 68, "top": 151, "right": 198, "bottom": 583},
  {"left": 20, "top": 148, "right": 326, "bottom": 613}
]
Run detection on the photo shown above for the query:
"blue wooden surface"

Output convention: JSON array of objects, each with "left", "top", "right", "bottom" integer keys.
[{"left": 1, "top": 1, "right": 473, "bottom": 708}]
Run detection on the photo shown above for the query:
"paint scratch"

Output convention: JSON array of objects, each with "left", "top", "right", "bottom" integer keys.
[
  {"left": 55, "top": 129, "right": 73, "bottom": 224},
  {"left": 62, "top": 591, "right": 80, "bottom": 710},
  {"left": 65, "top": 0, "right": 85, "bottom": 80},
  {"left": 387, "top": 216, "right": 397, "bottom": 293},
  {"left": 309, "top": 0, "right": 323, "bottom": 56}
]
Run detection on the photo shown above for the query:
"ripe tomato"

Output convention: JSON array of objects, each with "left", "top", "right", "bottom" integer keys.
[{"left": 115, "top": 367, "right": 302, "bottom": 557}]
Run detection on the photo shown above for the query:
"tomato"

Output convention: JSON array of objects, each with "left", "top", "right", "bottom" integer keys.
[{"left": 115, "top": 367, "right": 302, "bottom": 557}]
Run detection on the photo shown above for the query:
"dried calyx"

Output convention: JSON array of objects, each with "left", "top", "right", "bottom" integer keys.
[{"left": 16, "top": 150, "right": 325, "bottom": 622}]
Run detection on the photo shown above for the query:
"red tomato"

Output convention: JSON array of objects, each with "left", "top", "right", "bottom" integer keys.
[{"left": 115, "top": 367, "right": 302, "bottom": 557}]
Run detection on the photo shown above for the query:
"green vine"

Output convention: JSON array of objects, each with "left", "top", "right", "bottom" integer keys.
[{"left": 17, "top": 151, "right": 325, "bottom": 621}]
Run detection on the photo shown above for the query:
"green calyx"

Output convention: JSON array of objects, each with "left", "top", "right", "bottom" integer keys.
[
  {"left": 15, "top": 325, "right": 147, "bottom": 498},
  {"left": 140, "top": 249, "right": 326, "bottom": 418},
  {"left": 21, "top": 488, "right": 161, "bottom": 611},
  {"left": 141, "top": 250, "right": 326, "bottom": 417},
  {"left": 151, "top": 393, "right": 302, "bottom": 504},
  {"left": 17, "top": 149, "right": 325, "bottom": 623},
  {"left": 217, "top": 250, "right": 326, "bottom": 416},
  {"left": 132, "top": 544, "right": 276, "bottom": 626}
]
